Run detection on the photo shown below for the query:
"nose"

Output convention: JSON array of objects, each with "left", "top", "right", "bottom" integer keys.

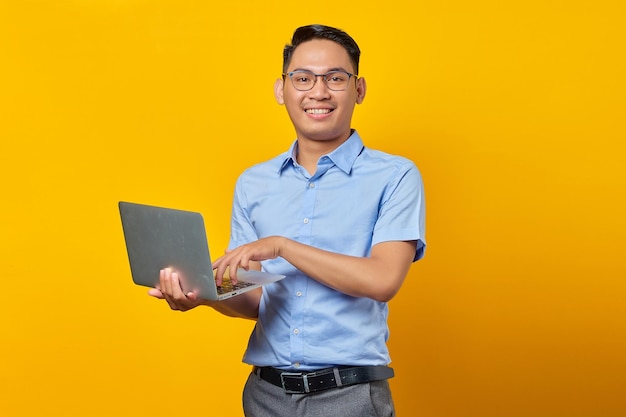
[{"left": 307, "top": 75, "right": 331, "bottom": 99}]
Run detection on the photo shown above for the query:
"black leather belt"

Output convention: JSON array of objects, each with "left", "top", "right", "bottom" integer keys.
[{"left": 254, "top": 365, "right": 394, "bottom": 394}]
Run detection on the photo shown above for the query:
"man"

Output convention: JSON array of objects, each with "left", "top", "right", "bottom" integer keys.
[{"left": 151, "top": 24, "right": 425, "bottom": 416}]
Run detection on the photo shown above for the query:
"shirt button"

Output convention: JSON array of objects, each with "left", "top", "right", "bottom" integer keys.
[
  {"left": 296, "top": 291, "right": 302, "bottom": 297},
  {"left": 308, "top": 182, "right": 315, "bottom": 188},
  {"left": 293, "top": 328, "right": 300, "bottom": 335},
  {"left": 303, "top": 218, "right": 309, "bottom": 224}
]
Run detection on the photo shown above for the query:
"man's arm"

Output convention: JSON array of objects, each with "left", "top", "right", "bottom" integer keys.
[{"left": 214, "top": 238, "right": 417, "bottom": 303}]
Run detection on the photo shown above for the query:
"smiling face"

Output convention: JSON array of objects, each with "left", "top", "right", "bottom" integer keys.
[{"left": 275, "top": 39, "right": 366, "bottom": 150}]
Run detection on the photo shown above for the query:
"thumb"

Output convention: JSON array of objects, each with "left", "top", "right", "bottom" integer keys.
[{"left": 148, "top": 288, "right": 165, "bottom": 299}]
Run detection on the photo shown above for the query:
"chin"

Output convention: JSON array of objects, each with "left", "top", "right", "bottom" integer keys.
[
  {"left": 301, "top": 131, "right": 344, "bottom": 142},
  {"left": 298, "top": 124, "right": 349, "bottom": 142}
]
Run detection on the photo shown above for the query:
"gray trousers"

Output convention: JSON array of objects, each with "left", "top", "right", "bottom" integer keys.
[{"left": 242, "top": 369, "right": 396, "bottom": 417}]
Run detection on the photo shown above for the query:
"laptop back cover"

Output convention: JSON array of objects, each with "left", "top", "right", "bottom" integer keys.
[{"left": 119, "top": 201, "right": 220, "bottom": 300}]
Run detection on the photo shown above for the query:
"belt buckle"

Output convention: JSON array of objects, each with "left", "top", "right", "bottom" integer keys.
[{"left": 280, "top": 371, "right": 309, "bottom": 394}]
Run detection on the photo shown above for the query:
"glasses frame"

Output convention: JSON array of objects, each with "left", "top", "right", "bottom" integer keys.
[{"left": 282, "top": 69, "right": 358, "bottom": 91}]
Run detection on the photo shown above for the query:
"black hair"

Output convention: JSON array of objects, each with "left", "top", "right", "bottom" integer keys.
[{"left": 282, "top": 24, "right": 361, "bottom": 74}]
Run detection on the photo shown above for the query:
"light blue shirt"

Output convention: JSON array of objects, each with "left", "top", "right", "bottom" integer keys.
[{"left": 228, "top": 131, "right": 425, "bottom": 370}]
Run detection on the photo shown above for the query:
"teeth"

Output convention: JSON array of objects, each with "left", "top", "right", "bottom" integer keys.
[{"left": 306, "top": 108, "right": 331, "bottom": 114}]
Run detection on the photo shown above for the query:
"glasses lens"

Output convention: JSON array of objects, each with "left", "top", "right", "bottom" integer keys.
[
  {"left": 290, "top": 71, "right": 315, "bottom": 91},
  {"left": 324, "top": 71, "right": 350, "bottom": 91},
  {"left": 288, "top": 70, "right": 353, "bottom": 91}
]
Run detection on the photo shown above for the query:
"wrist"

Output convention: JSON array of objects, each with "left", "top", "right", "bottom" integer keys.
[
  {"left": 275, "top": 236, "right": 289, "bottom": 258},
  {"left": 201, "top": 298, "right": 218, "bottom": 307}
]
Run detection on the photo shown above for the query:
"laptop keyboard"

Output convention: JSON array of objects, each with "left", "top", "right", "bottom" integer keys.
[{"left": 216, "top": 278, "right": 255, "bottom": 295}]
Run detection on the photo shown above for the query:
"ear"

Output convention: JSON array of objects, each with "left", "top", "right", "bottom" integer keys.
[
  {"left": 355, "top": 77, "right": 366, "bottom": 104},
  {"left": 274, "top": 78, "right": 285, "bottom": 105}
]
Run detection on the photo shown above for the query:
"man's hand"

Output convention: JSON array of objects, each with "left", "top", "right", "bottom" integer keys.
[
  {"left": 148, "top": 267, "right": 212, "bottom": 312},
  {"left": 212, "top": 236, "right": 285, "bottom": 284}
]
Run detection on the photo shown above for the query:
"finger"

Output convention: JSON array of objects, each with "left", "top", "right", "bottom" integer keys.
[
  {"left": 233, "top": 251, "right": 255, "bottom": 283},
  {"left": 148, "top": 288, "right": 165, "bottom": 299},
  {"left": 229, "top": 265, "right": 240, "bottom": 285},
  {"left": 159, "top": 269, "right": 173, "bottom": 307},
  {"left": 168, "top": 272, "right": 188, "bottom": 309},
  {"left": 214, "top": 260, "right": 230, "bottom": 286},
  {"left": 160, "top": 269, "right": 187, "bottom": 311},
  {"left": 160, "top": 268, "right": 172, "bottom": 295},
  {"left": 239, "top": 255, "right": 250, "bottom": 271},
  {"left": 170, "top": 272, "right": 187, "bottom": 299},
  {"left": 212, "top": 258, "right": 223, "bottom": 285}
]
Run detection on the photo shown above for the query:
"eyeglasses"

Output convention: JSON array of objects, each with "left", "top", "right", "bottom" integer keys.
[{"left": 283, "top": 70, "right": 357, "bottom": 91}]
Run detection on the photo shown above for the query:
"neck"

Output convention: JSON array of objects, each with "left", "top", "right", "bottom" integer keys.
[{"left": 295, "top": 131, "right": 352, "bottom": 175}]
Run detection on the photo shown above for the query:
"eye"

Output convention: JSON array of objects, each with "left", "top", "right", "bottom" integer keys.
[
  {"left": 291, "top": 71, "right": 314, "bottom": 85},
  {"left": 326, "top": 72, "right": 348, "bottom": 83}
]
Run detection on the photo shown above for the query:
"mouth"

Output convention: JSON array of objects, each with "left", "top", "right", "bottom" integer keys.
[{"left": 304, "top": 108, "right": 334, "bottom": 115}]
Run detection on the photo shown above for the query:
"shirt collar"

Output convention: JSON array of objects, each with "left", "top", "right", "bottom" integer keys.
[{"left": 278, "top": 130, "right": 364, "bottom": 175}]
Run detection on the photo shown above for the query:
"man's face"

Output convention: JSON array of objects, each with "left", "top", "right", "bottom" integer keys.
[{"left": 275, "top": 39, "right": 366, "bottom": 145}]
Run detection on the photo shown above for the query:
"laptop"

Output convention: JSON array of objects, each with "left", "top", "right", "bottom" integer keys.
[{"left": 118, "top": 201, "right": 286, "bottom": 300}]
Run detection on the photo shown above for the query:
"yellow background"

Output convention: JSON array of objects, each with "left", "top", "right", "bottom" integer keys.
[{"left": 1, "top": 1, "right": 625, "bottom": 416}]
